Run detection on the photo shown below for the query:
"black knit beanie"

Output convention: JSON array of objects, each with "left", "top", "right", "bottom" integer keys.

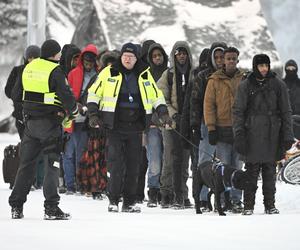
[
  {"left": 24, "top": 45, "right": 41, "bottom": 61},
  {"left": 121, "top": 43, "right": 138, "bottom": 58},
  {"left": 41, "top": 39, "right": 61, "bottom": 58}
]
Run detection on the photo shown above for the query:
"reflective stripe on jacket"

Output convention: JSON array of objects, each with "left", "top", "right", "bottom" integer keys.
[{"left": 87, "top": 65, "right": 166, "bottom": 129}]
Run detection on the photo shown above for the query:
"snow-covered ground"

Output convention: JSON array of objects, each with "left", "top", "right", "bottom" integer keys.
[{"left": 0, "top": 133, "right": 299, "bottom": 250}]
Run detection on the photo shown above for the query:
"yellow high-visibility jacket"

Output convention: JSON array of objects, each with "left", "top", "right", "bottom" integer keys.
[{"left": 87, "top": 65, "right": 166, "bottom": 130}]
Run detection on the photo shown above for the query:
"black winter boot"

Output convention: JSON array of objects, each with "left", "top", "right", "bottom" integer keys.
[
  {"left": 184, "top": 198, "right": 194, "bottom": 209},
  {"left": 122, "top": 203, "right": 141, "bottom": 213},
  {"left": 108, "top": 200, "right": 119, "bottom": 212},
  {"left": 242, "top": 187, "right": 255, "bottom": 216},
  {"left": 232, "top": 201, "right": 244, "bottom": 213},
  {"left": 147, "top": 188, "right": 159, "bottom": 208},
  {"left": 172, "top": 195, "right": 184, "bottom": 210},
  {"left": 264, "top": 202, "right": 279, "bottom": 214},
  {"left": 161, "top": 195, "right": 170, "bottom": 209},
  {"left": 242, "top": 209, "right": 254, "bottom": 215},
  {"left": 264, "top": 198, "right": 279, "bottom": 214},
  {"left": 11, "top": 206, "right": 24, "bottom": 219},
  {"left": 265, "top": 207, "right": 279, "bottom": 214},
  {"left": 200, "top": 201, "right": 211, "bottom": 212},
  {"left": 44, "top": 205, "right": 71, "bottom": 220}
]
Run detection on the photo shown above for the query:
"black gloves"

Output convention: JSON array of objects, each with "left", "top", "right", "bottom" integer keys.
[
  {"left": 88, "top": 115, "right": 102, "bottom": 128},
  {"left": 208, "top": 130, "right": 218, "bottom": 145},
  {"left": 234, "top": 135, "right": 247, "bottom": 155},
  {"left": 159, "top": 113, "right": 173, "bottom": 128},
  {"left": 284, "top": 140, "right": 294, "bottom": 151}
]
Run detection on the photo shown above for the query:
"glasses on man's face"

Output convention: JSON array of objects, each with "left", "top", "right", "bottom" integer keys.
[{"left": 122, "top": 54, "right": 136, "bottom": 60}]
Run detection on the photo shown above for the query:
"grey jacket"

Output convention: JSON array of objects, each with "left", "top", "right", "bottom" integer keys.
[{"left": 157, "top": 41, "right": 193, "bottom": 127}]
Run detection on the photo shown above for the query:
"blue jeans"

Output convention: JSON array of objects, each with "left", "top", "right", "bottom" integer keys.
[
  {"left": 62, "top": 123, "right": 88, "bottom": 191},
  {"left": 145, "top": 127, "right": 163, "bottom": 189},
  {"left": 198, "top": 123, "right": 215, "bottom": 201},
  {"left": 216, "top": 142, "right": 243, "bottom": 203}
]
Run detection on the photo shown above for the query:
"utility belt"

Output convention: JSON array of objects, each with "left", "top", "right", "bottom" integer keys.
[{"left": 23, "top": 91, "right": 62, "bottom": 106}]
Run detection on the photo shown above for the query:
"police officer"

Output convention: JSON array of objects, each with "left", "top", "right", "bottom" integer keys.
[
  {"left": 87, "top": 42, "right": 172, "bottom": 213},
  {"left": 9, "top": 39, "right": 78, "bottom": 220}
]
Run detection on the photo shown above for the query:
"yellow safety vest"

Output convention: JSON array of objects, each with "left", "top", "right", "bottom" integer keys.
[
  {"left": 88, "top": 65, "right": 166, "bottom": 115},
  {"left": 22, "top": 58, "right": 62, "bottom": 107}
]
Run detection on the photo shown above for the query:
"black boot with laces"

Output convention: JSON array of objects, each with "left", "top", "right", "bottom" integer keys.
[
  {"left": 44, "top": 205, "right": 71, "bottom": 220},
  {"left": 11, "top": 206, "right": 24, "bottom": 219},
  {"left": 122, "top": 203, "right": 141, "bottom": 213},
  {"left": 265, "top": 206, "right": 279, "bottom": 214},
  {"left": 264, "top": 200, "right": 279, "bottom": 215}
]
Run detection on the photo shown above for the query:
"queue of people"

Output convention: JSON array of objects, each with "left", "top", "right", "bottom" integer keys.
[{"left": 4, "top": 37, "right": 297, "bottom": 219}]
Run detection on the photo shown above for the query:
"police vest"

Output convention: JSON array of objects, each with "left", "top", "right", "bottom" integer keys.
[{"left": 22, "top": 58, "right": 62, "bottom": 107}]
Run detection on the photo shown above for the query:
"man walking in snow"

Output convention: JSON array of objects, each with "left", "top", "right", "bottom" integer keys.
[
  {"left": 87, "top": 42, "right": 171, "bottom": 213},
  {"left": 63, "top": 44, "right": 98, "bottom": 195},
  {"left": 157, "top": 41, "right": 194, "bottom": 209},
  {"left": 189, "top": 42, "right": 227, "bottom": 211},
  {"left": 233, "top": 54, "right": 294, "bottom": 215},
  {"left": 204, "top": 46, "right": 244, "bottom": 213}
]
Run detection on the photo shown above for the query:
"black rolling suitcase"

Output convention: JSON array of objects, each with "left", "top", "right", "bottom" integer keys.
[{"left": 2, "top": 143, "right": 20, "bottom": 189}]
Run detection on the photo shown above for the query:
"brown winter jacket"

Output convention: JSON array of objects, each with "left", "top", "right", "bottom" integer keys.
[{"left": 204, "top": 69, "right": 244, "bottom": 131}]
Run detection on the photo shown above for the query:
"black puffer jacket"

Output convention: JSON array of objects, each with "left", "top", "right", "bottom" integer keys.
[{"left": 233, "top": 72, "right": 293, "bottom": 163}]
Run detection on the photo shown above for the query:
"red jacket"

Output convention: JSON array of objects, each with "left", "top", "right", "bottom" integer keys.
[{"left": 65, "top": 44, "right": 98, "bottom": 133}]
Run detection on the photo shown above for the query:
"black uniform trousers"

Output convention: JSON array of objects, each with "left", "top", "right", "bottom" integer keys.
[
  {"left": 9, "top": 118, "right": 62, "bottom": 208},
  {"left": 106, "top": 130, "right": 142, "bottom": 205},
  {"left": 244, "top": 162, "right": 277, "bottom": 209}
]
